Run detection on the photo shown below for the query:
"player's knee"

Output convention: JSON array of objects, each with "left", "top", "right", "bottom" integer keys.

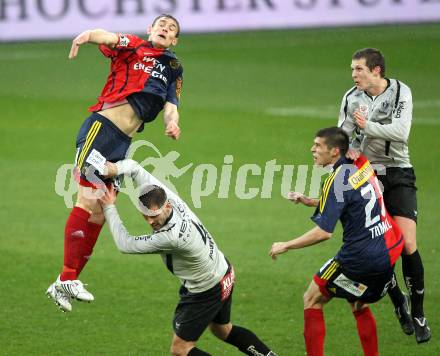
[
  {"left": 170, "top": 343, "right": 184, "bottom": 356},
  {"left": 403, "top": 239, "right": 417, "bottom": 255},
  {"left": 351, "top": 301, "right": 366, "bottom": 313},
  {"left": 303, "top": 291, "right": 313, "bottom": 308},
  {"left": 170, "top": 337, "right": 194, "bottom": 356},
  {"left": 303, "top": 289, "right": 325, "bottom": 309},
  {"left": 209, "top": 322, "right": 232, "bottom": 340}
]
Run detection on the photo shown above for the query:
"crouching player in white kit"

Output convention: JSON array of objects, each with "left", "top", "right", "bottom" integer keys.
[{"left": 100, "top": 159, "right": 277, "bottom": 356}]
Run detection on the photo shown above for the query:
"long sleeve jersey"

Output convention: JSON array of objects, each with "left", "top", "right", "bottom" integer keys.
[
  {"left": 103, "top": 159, "right": 228, "bottom": 293},
  {"left": 338, "top": 79, "right": 413, "bottom": 168}
]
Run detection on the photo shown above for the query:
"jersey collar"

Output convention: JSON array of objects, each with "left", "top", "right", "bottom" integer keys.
[
  {"left": 332, "top": 156, "right": 352, "bottom": 171},
  {"left": 163, "top": 209, "right": 174, "bottom": 227}
]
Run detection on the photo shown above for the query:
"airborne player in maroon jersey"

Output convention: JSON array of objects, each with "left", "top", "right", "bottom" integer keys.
[{"left": 46, "top": 15, "right": 183, "bottom": 312}]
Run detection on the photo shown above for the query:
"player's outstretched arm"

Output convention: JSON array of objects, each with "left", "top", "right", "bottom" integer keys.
[
  {"left": 287, "top": 192, "right": 319, "bottom": 207},
  {"left": 163, "top": 102, "right": 181, "bottom": 140},
  {"left": 269, "top": 226, "right": 331, "bottom": 260},
  {"left": 69, "top": 29, "right": 119, "bottom": 59}
]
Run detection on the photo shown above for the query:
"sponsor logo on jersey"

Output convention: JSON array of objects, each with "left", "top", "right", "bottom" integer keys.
[
  {"left": 333, "top": 273, "right": 368, "bottom": 297},
  {"left": 379, "top": 100, "right": 391, "bottom": 114},
  {"left": 134, "top": 60, "right": 168, "bottom": 83},
  {"left": 178, "top": 220, "right": 188, "bottom": 239},
  {"left": 394, "top": 101, "right": 405, "bottom": 118},
  {"left": 134, "top": 235, "right": 152, "bottom": 241},
  {"left": 169, "top": 59, "right": 180, "bottom": 70},
  {"left": 220, "top": 267, "right": 235, "bottom": 300},
  {"left": 349, "top": 161, "right": 373, "bottom": 189}
]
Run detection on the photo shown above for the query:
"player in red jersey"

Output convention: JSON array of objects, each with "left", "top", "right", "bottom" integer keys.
[{"left": 46, "top": 14, "right": 183, "bottom": 312}]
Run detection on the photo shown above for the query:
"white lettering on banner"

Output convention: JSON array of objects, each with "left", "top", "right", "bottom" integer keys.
[{"left": 1, "top": 0, "right": 440, "bottom": 41}]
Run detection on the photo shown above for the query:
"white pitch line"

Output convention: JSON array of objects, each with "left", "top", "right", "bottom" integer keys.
[
  {"left": 265, "top": 106, "right": 337, "bottom": 120},
  {"left": 415, "top": 100, "right": 440, "bottom": 108},
  {"left": 0, "top": 50, "right": 63, "bottom": 61},
  {"left": 266, "top": 103, "right": 440, "bottom": 125}
]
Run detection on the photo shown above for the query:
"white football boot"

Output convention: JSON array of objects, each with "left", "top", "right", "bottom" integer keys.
[
  {"left": 46, "top": 282, "right": 72, "bottom": 312},
  {"left": 55, "top": 275, "right": 94, "bottom": 302}
]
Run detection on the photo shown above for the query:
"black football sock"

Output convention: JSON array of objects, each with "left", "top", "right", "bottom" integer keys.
[
  {"left": 387, "top": 272, "right": 405, "bottom": 309},
  {"left": 225, "top": 325, "right": 275, "bottom": 355},
  {"left": 188, "top": 347, "right": 211, "bottom": 356},
  {"left": 402, "top": 250, "right": 425, "bottom": 319}
]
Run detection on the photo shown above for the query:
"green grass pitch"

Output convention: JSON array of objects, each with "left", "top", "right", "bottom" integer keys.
[{"left": 0, "top": 23, "right": 439, "bottom": 355}]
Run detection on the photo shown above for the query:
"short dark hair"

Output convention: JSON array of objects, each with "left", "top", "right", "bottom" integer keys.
[
  {"left": 352, "top": 48, "right": 386, "bottom": 77},
  {"left": 315, "top": 127, "right": 349, "bottom": 157},
  {"left": 139, "top": 185, "right": 167, "bottom": 209},
  {"left": 152, "top": 14, "right": 180, "bottom": 37}
]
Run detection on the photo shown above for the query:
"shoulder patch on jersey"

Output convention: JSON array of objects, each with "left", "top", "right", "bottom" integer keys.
[
  {"left": 348, "top": 161, "right": 373, "bottom": 189},
  {"left": 118, "top": 34, "right": 130, "bottom": 47},
  {"left": 175, "top": 77, "right": 183, "bottom": 100},
  {"left": 169, "top": 59, "right": 180, "bottom": 70}
]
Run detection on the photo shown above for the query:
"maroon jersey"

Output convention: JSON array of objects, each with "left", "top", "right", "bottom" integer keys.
[{"left": 89, "top": 33, "right": 183, "bottom": 113}]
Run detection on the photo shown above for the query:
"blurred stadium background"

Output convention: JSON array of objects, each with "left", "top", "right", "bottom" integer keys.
[{"left": 1, "top": 1, "right": 439, "bottom": 355}]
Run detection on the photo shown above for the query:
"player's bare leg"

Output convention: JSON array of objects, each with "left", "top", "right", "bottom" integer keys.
[{"left": 170, "top": 334, "right": 200, "bottom": 355}]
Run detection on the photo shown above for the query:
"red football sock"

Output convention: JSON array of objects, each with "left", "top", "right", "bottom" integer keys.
[
  {"left": 304, "top": 308, "right": 325, "bottom": 356},
  {"left": 353, "top": 307, "right": 378, "bottom": 356},
  {"left": 60, "top": 207, "right": 90, "bottom": 281},
  {"left": 76, "top": 222, "right": 104, "bottom": 275}
]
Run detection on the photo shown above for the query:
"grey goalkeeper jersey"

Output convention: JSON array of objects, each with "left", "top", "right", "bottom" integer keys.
[
  {"left": 103, "top": 159, "right": 228, "bottom": 293},
  {"left": 338, "top": 78, "right": 413, "bottom": 168}
]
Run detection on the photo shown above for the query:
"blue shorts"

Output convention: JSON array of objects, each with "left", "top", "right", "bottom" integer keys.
[{"left": 75, "top": 113, "right": 131, "bottom": 187}]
